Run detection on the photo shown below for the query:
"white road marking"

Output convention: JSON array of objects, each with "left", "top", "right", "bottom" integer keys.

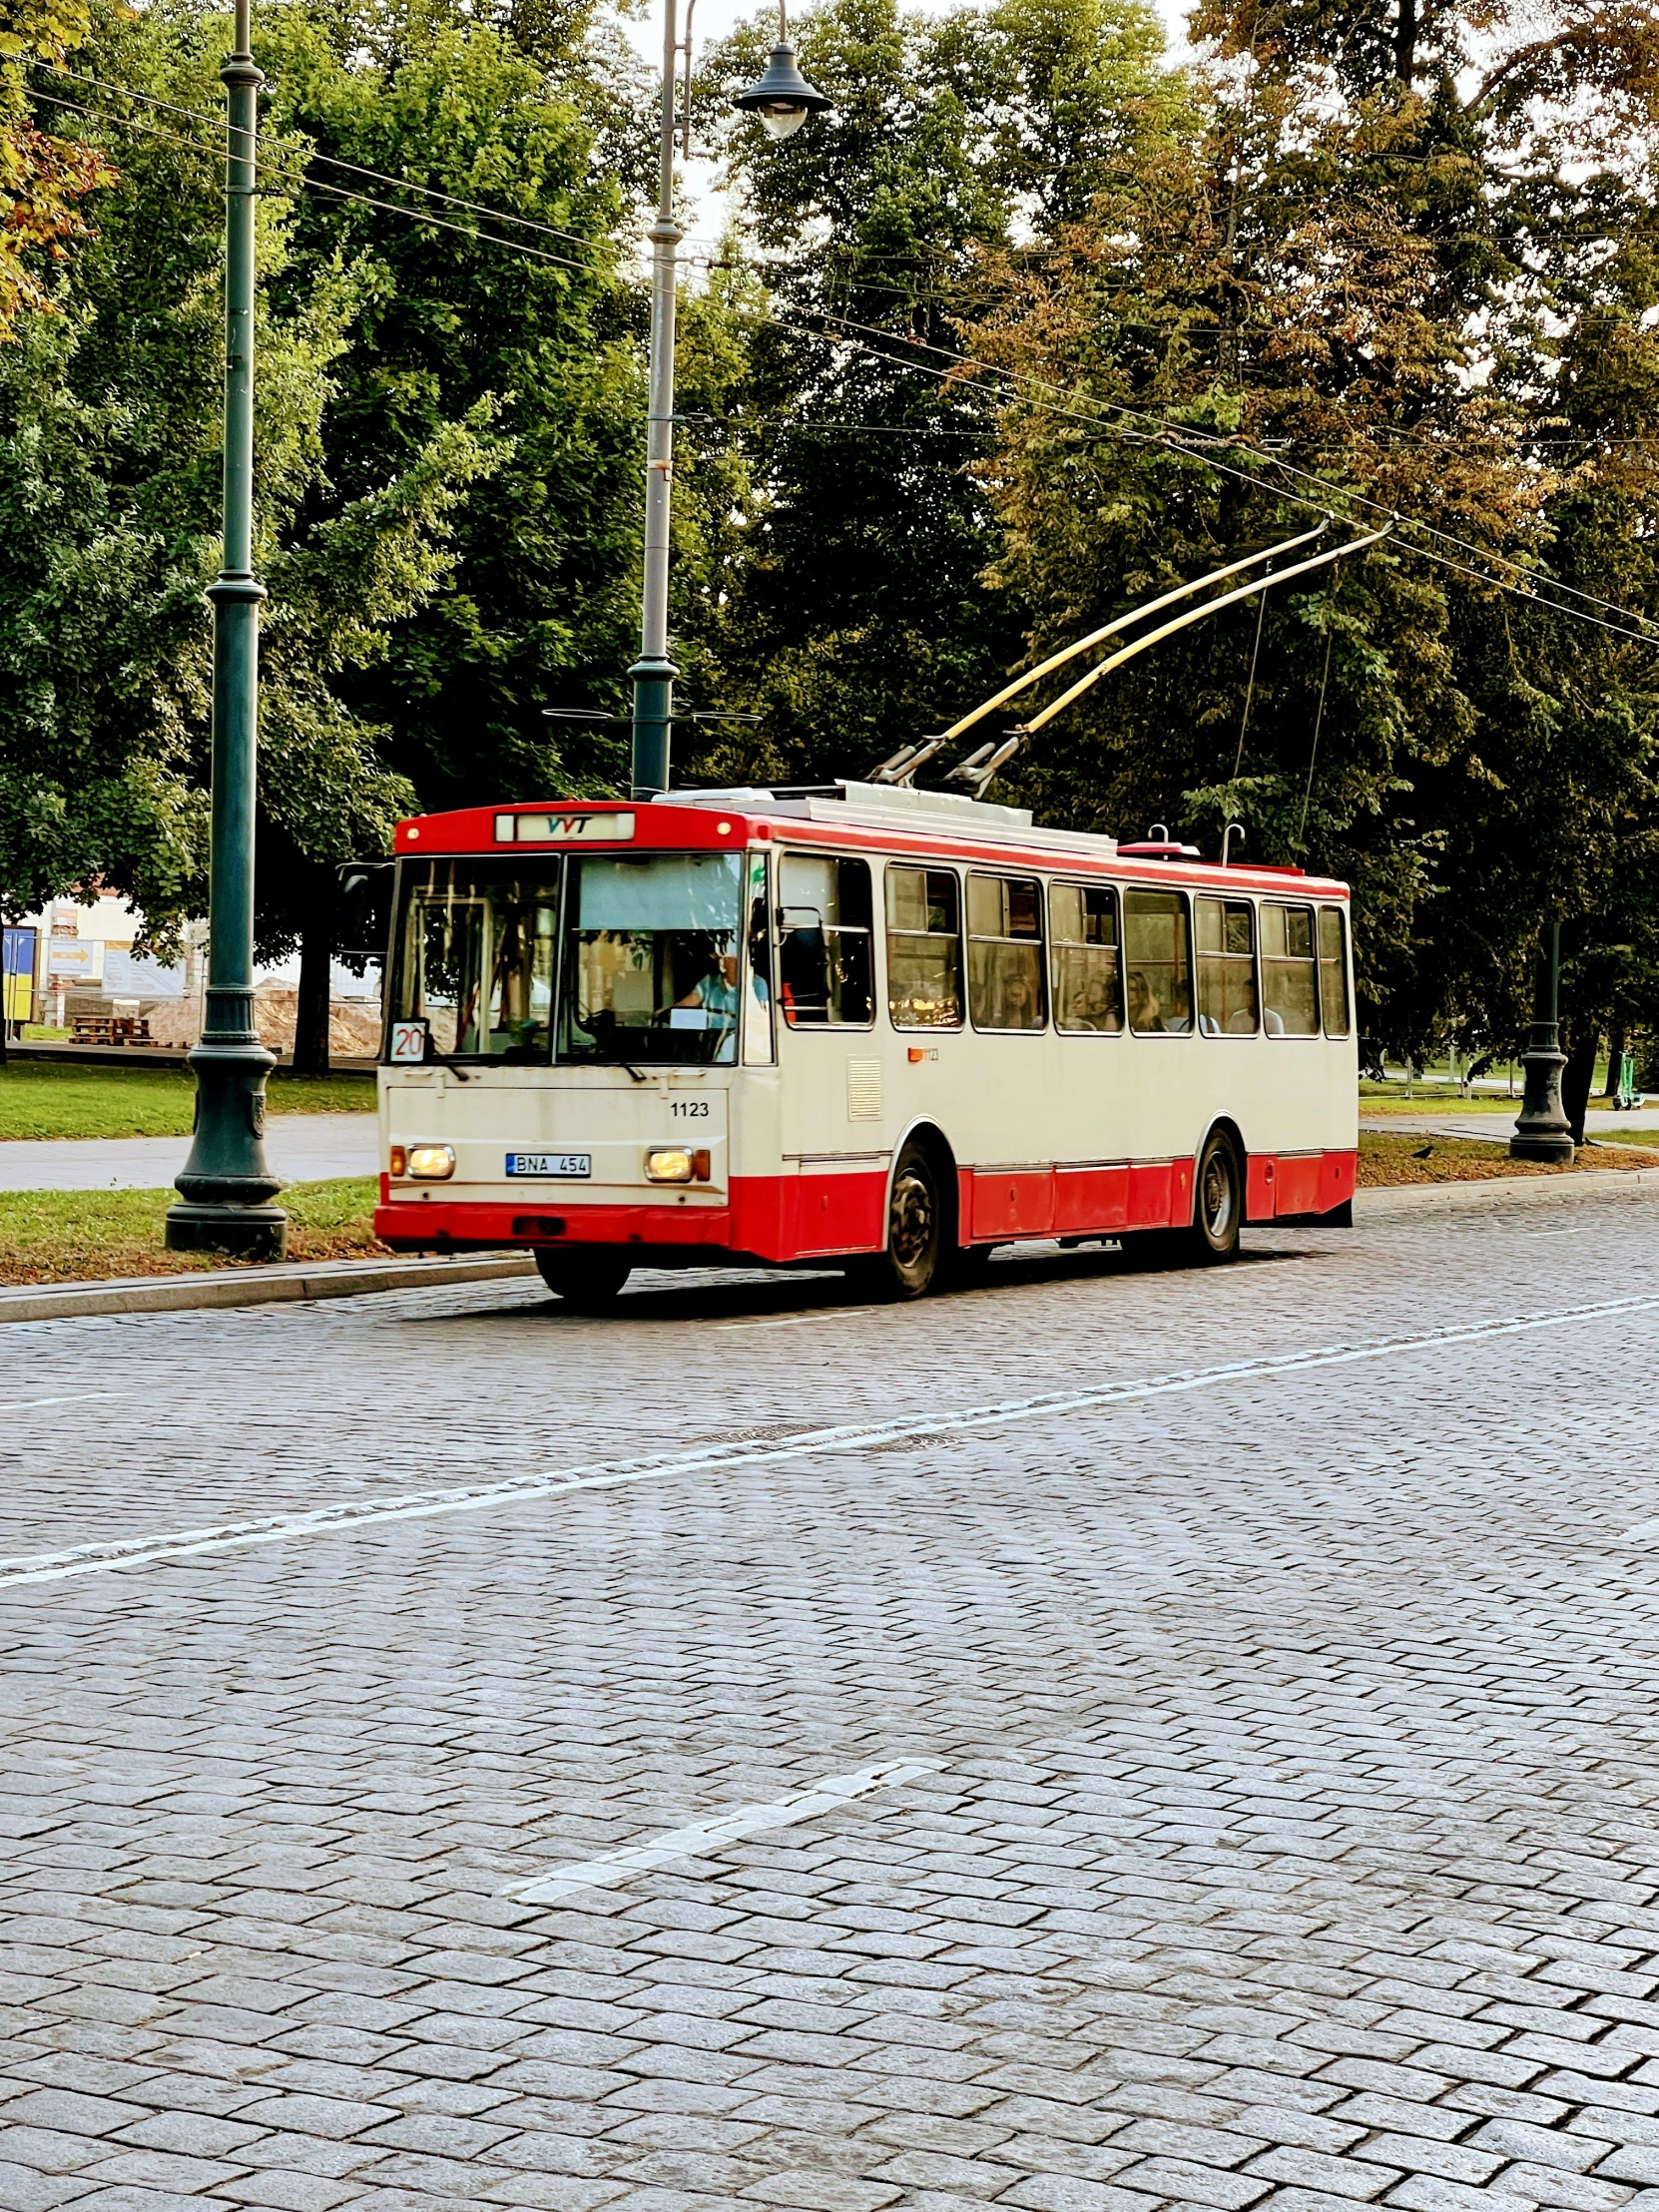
[
  {"left": 11, "top": 1392, "right": 122, "bottom": 1412},
  {"left": 1622, "top": 1519, "right": 1659, "bottom": 1543},
  {"left": 707, "top": 1311, "right": 844, "bottom": 1332},
  {"left": 511, "top": 1760, "right": 939, "bottom": 1905},
  {"left": 4, "top": 1290, "right": 1659, "bottom": 1594}
]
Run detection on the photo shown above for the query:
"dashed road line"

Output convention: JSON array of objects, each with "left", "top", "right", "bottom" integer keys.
[
  {"left": 13, "top": 1391, "right": 122, "bottom": 1412},
  {"left": 4, "top": 1290, "right": 1659, "bottom": 1594},
  {"left": 511, "top": 1760, "right": 940, "bottom": 1905}
]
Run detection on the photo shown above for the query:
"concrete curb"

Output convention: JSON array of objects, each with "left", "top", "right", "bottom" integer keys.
[
  {"left": 1357, "top": 1166, "right": 1659, "bottom": 1217},
  {"left": 0, "top": 1252, "right": 537, "bottom": 1325}
]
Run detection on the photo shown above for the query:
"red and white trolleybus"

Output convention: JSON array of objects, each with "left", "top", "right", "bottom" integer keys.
[{"left": 373, "top": 781, "right": 1358, "bottom": 1305}]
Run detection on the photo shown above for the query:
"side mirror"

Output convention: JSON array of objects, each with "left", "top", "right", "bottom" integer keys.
[{"left": 336, "top": 860, "right": 394, "bottom": 958}]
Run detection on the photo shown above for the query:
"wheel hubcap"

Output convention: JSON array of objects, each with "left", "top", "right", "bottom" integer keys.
[
  {"left": 890, "top": 1171, "right": 934, "bottom": 1268},
  {"left": 1202, "top": 1152, "right": 1235, "bottom": 1238}
]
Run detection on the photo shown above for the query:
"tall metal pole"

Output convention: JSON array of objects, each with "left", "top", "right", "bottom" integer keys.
[
  {"left": 1510, "top": 919, "right": 1574, "bottom": 1162},
  {"left": 166, "top": 0, "right": 287, "bottom": 1260},
  {"left": 628, "top": 0, "right": 683, "bottom": 801}
]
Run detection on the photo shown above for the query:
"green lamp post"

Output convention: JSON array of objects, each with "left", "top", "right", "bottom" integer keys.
[
  {"left": 627, "top": 0, "right": 829, "bottom": 800},
  {"left": 165, "top": 0, "right": 287, "bottom": 1261},
  {"left": 1510, "top": 919, "right": 1575, "bottom": 1163}
]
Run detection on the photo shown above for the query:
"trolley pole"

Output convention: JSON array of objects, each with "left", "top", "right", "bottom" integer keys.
[
  {"left": 166, "top": 0, "right": 287, "bottom": 1261},
  {"left": 1509, "top": 920, "right": 1575, "bottom": 1162},
  {"left": 627, "top": 0, "right": 683, "bottom": 803}
]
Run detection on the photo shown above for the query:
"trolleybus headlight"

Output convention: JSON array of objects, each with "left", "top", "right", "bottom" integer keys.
[
  {"left": 646, "top": 1147, "right": 711, "bottom": 1183},
  {"left": 406, "top": 1143, "right": 455, "bottom": 1180}
]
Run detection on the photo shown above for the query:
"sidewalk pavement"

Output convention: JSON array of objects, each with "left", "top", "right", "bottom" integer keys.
[
  {"left": 1363, "top": 1105, "right": 1659, "bottom": 1144},
  {"left": 0, "top": 1110, "right": 377, "bottom": 1191}
]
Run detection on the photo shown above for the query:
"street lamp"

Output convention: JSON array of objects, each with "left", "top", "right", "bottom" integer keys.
[
  {"left": 627, "top": 0, "right": 829, "bottom": 801},
  {"left": 734, "top": 18, "right": 833, "bottom": 139},
  {"left": 1510, "top": 919, "right": 1575, "bottom": 1162},
  {"left": 166, "top": 0, "right": 286, "bottom": 1261}
]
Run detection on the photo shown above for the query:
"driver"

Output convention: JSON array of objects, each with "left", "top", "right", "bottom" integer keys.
[{"left": 676, "top": 950, "right": 740, "bottom": 1021}]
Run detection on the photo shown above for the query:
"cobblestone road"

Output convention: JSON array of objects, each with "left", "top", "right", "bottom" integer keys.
[{"left": 7, "top": 1185, "right": 1659, "bottom": 2212}]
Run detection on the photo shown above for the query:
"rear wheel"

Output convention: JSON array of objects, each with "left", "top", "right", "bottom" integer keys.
[
  {"left": 1190, "top": 1129, "right": 1243, "bottom": 1264},
  {"left": 850, "top": 1141, "right": 945, "bottom": 1300},
  {"left": 533, "top": 1249, "right": 633, "bottom": 1311}
]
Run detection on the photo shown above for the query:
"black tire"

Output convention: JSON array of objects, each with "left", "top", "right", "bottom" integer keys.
[
  {"left": 852, "top": 1141, "right": 945, "bottom": 1300},
  {"left": 533, "top": 1248, "right": 633, "bottom": 1311},
  {"left": 1190, "top": 1129, "right": 1243, "bottom": 1264}
]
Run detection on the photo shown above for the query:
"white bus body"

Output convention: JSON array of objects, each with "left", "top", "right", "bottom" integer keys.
[{"left": 374, "top": 782, "right": 1357, "bottom": 1287}]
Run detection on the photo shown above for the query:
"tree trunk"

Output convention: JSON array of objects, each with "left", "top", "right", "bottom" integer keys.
[
  {"left": 293, "top": 922, "right": 332, "bottom": 1076},
  {"left": 1394, "top": 0, "right": 1418, "bottom": 82},
  {"left": 1603, "top": 1022, "right": 1625, "bottom": 1099},
  {"left": 1562, "top": 1022, "right": 1598, "bottom": 1147}
]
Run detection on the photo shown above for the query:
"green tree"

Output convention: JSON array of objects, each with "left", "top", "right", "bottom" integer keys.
[
  {"left": 1, "top": 0, "right": 495, "bottom": 1057},
  {"left": 0, "top": 0, "right": 109, "bottom": 330},
  {"left": 676, "top": 0, "right": 1181, "bottom": 789},
  {"left": 966, "top": 0, "right": 1659, "bottom": 1072}
]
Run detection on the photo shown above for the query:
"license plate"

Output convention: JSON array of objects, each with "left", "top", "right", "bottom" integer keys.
[{"left": 506, "top": 1152, "right": 591, "bottom": 1179}]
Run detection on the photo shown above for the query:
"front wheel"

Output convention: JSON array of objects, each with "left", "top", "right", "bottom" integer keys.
[
  {"left": 1190, "top": 1130, "right": 1243, "bottom": 1265},
  {"left": 849, "top": 1142, "right": 945, "bottom": 1300},
  {"left": 534, "top": 1248, "right": 633, "bottom": 1311}
]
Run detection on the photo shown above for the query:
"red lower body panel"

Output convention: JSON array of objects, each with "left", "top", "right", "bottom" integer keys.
[
  {"left": 1246, "top": 1148, "right": 1357, "bottom": 1224},
  {"left": 376, "top": 1149, "right": 1358, "bottom": 1262}
]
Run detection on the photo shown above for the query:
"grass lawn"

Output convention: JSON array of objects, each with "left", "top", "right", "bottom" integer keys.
[
  {"left": 0, "top": 1178, "right": 383, "bottom": 1285},
  {"left": 1359, "top": 1089, "right": 1522, "bottom": 1113},
  {"left": 0, "top": 1060, "right": 375, "bottom": 1140},
  {"left": 1357, "top": 1130, "right": 1659, "bottom": 1185}
]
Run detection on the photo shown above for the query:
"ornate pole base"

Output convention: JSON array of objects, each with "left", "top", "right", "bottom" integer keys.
[
  {"left": 1510, "top": 921, "right": 1573, "bottom": 1163},
  {"left": 165, "top": 989, "right": 287, "bottom": 1260},
  {"left": 1510, "top": 1041, "right": 1574, "bottom": 1162}
]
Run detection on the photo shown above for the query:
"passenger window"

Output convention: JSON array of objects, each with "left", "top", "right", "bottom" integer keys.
[
  {"left": 1195, "top": 897, "right": 1259, "bottom": 1035},
  {"left": 777, "top": 854, "right": 873, "bottom": 1027},
  {"left": 1050, "top": 882, "right": 1122, "bottom": 1033},
  {"left": 885, "top": 866, "right": 962, "bottom": 1028},
  {"left": 967, "top": 874, "right": 1045, "bottom": 1032},
  {"left": 1123, "top": 887, "right": 1192, "bottom": 1034},
  {"left": 1320, "top": 905, "right": 1351, "bottom": 1036},
  {"left": 1260, "top": 903, "right": 1320, "bottom": 1037}
]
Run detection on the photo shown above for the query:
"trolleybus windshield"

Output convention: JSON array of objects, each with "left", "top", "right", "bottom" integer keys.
[{"left": 559, "top": 851, "right": 744, "bottom": 1066}]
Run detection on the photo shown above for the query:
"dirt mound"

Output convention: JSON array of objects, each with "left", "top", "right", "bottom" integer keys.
[{"left": 142, "top": 985, "right": 382, "bottom": 1056}]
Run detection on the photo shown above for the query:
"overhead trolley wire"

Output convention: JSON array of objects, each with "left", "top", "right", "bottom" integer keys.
[
  {"left": 803, "top": 310, "right": 1659, "bottom": 646},
  {"left": 812, "top": 309, "right": 1659, "bottom": 642},
  {"left": 28, "top": 63, "right": 1659, "bottom": 651},
  {"left": 33, "top": 61, "right": 621, "bottom": 262},
  {"left": 26, "top": 87, "right": 614, "bottom": 276}
]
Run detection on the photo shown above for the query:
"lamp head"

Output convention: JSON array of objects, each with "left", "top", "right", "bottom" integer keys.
[{"left": 734, "top": 43, "right": 830, "bottom": 138}]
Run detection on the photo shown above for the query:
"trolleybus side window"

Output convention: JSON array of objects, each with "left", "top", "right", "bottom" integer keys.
[
  {"left": 1320, "top": 905, "right": 1352, "bottom": 1036},
  {"left": 885, "top": 865, "right": 962, "bottom": 1029},
  {"left": 558, "top": 850, "right": 744, "bottom": 1066},
  {"left": 967, "top": 873, "right": 1046, "bottom": 1032},
  {"left": 1196, "top": 896, "right": 1260, "bottom": 1036},
  {"left": 393, "top": 862, "right": 560, "bottom": 1061},
  {"left": 1050, "top": 881, "right": 1122, "bottom": 1033},
  {"left": 1124, "top": 887, "right": 1192, "bottom": 1034},
  {"left": 1261, "top": 902, "right": 1319, "bottom": 1037},
  {"left": 778, "top": 854, "right": 873, "bottom": 1028}
]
